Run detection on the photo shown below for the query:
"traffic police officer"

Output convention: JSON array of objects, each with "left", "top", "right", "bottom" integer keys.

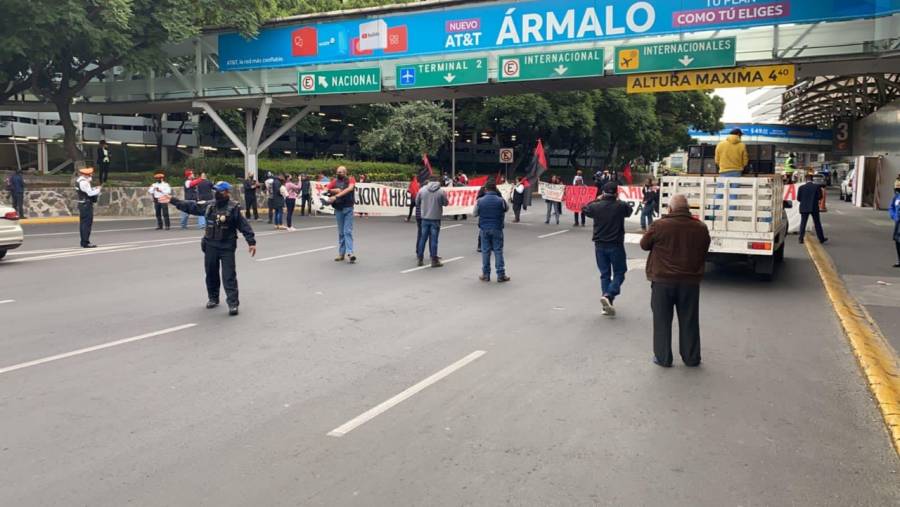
[
  {"left": 75, "top": 166, "right": 102, "bottom": 248},
  {"left": 160, "top": 181, "right": 256, "bottom": 316}
]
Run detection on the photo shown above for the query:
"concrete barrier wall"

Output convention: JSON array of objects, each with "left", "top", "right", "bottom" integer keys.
[{"left": 2, "top": 182, "right": 409, "bottom": 218}]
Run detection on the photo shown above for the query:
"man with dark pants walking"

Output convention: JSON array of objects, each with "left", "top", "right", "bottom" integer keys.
[
  {"left": 75, "top": 167, "right": 101, "bottom": 248},
  {"left": 160, "top": 182, "right": 256, "bottom": 316},
  {"left": 889, "top": 180, "right": 900, "bottom": 268},
  {"left": 300, "top": 174, "right": 312, "bottom": 216},
  {"left": 415, "top": 176, "right": 448, "bottom": 267},
  {"left": 641, "top": 194, "right": 711, "bottom": 367},
  {"left": 7, "top": 167, "right": 25, "bottom": 218},
  {"left": 474, "top": 182, "right": 510, "bottom": 282},
  {"left": 582, "top": 182, "right": 634, "bottom": 316},
  {"left": 797, "top": 173, "right": 828, "bottom": 244}
]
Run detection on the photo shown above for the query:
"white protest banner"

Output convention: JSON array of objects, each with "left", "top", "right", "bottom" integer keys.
[
  {"left": 312, "top": 182, "right": 513, "bottom": 216},
  {"left": 538, "top": 182, "right": 565, "bottom": 203}
]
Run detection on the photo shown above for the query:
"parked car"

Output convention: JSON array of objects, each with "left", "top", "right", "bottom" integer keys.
[
  {"left": 0, "top": 202, "right": 24, "bottom": 260},
  {"left": 840, "top": 167, "right": 856, "bottom": 202}
]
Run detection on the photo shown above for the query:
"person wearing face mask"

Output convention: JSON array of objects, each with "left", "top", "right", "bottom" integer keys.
[
  {"left": 159, "top": 181, "right": 256, "bottom": 316},
  {"left": 324, "top": 166, "right": 358, "bottom": 263}
]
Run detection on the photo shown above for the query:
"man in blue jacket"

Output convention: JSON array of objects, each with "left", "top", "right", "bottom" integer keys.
[
  {"left": 474, "top": 181, "right": 510, "bottom": 282},
  {"left": 890, "top": 179, "right": 900, "bottom": 268},
  {"left": 7, "top": 168, "right": 25, "bottom": 218},
  {"left": 797, "top": 173, "right": 828, "bottom": 244}
]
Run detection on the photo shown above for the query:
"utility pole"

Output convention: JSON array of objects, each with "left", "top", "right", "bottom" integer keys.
[{"left": 451, "top": 98, "right": 456, "bottom": 178}]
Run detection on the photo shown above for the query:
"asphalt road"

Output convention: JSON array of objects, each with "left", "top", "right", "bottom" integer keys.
[{"left": 1, "top": 204, "right": 898, "bottom": 506}]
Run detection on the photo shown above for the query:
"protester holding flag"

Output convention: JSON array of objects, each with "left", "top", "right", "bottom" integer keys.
[
  {"left": 408, "top": 154, "right": 434, "bottom": 222},
  {"left": 522, "top": 140, "right": 548, "bottom": 209},
  {"left": 415, "top": 176, "right": 449, "bottom": 268},
  {"left": 623, "top": 162, "right": 634, "bottom": 185},
  {"left": 582, "top": 182, "right": 635, "bottom": 317}
]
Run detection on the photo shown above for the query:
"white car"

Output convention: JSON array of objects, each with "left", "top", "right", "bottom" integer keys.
[
  {"left": 840, "top": 167, "right": 856, "bottom": 202},
  {"left": 0, "top": 202, "right": 24, "bottom": 260}
]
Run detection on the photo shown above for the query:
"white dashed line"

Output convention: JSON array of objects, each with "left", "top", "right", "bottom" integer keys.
[
  {"left": 0, "top": 323, "right": 198, "bottom": 375},
  {"left": 256, "top": 246, "right": 335, "bottom": 262},
  {"left": 327, "top": 350, "right": 486, "bottom": 437},
  {"left": 538, "top": 229, "right": 569, "bottom": 239}
]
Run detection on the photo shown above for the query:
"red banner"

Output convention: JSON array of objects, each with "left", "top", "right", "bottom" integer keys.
[
  {"left": 564, "top": 185, "right": 598, "bottom": 212},
  {"left": 468, "top": 175, "right": 488, "bottom": 187}
]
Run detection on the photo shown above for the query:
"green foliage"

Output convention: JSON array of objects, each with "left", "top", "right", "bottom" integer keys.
[{"left": 359, "top": 102, "right": 452, "bottom": 162}]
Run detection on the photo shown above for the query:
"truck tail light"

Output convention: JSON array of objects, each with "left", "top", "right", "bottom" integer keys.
[
  {"left": 748, "top": 241, "right": 772, "bottom": 251},
  {"left": 3, "top": 211, "right": 19, "bottom": 220}
]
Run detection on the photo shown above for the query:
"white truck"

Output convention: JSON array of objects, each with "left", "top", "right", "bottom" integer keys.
[{"left": 659, "top": 175, "right": 788, "bottom": 280}]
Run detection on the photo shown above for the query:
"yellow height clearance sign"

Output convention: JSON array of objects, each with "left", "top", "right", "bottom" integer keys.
[{"left": 626, "top": 64, "right": 795, "bottom": 94}]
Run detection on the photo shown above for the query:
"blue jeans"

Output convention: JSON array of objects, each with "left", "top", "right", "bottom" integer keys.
[
  {"left": 595, "top": 245, "right": 627, "bottom": 300},
  {"left": 480, "top": 228, "right": 505, "bottom": 277},
  {"left": 181, "top": 212, "right": 206, "bottom": 229},
  {"left": 640, "top": 206, "right": 654, "bottom": 229},
  {"left": 718, "top": 171, "right": 742, "bottom": 178},
  {"left": 417, "top": 219, "right": 441, "bottom": 259},
  {"left": 273, "top": 206, "right": 284, "bottom": 226},
  {"left": 335, "top": 207, "right": 354, "bottom": 255}
]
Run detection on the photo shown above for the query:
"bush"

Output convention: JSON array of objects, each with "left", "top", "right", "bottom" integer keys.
[{"left": 169, "top": 157, "right": 429, "bottom": 181}]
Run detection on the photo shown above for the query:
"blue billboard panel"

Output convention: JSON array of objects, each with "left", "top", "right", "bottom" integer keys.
[
  {"left": 218, "top": 0, "right": 900, "bottom": 71},
  {"left": 689, "top": 124, "right": 833, "bottom": 141}
]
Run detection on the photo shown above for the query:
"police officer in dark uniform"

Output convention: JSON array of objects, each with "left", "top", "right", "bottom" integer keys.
[
  {"left": 160, "top": 181, "right": 256, "bottom": 316},
  {"left": 75, "top": 166, "right": 102, "bottom": 248}
]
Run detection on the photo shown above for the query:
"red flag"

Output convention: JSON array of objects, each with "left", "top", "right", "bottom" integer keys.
[
  {"left": 524, "top": 139, "right": 548, "bottom": 181},
  {"left": 408, "top": 176, "right": 420, "bottom": 198},
  {"left": 468, "top": 175, "right": 488, "bottom": 187},
  {"left": 421, "top": 154, "right": 434, "bottom": 180},
  {"left": 623, "top": 162, "right": 633, "bottom": 185}
]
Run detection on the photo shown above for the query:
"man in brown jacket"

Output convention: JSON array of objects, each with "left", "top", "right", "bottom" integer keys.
[{"left": 640, "top": 194, "right": 711, "bottom": 367}]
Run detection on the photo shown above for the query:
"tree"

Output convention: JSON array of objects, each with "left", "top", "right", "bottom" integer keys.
[
  {"left": 2, "top": 0, "right": 295, "bottom": 162},
  {"left": 359, "top": 102, "right": 451, "bottom": 162}
]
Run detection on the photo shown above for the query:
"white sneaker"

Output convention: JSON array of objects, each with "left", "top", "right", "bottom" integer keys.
[
  {"left": 600, "top": 296, "right": 615, "bottom": 317},
  {"left": 287, "top": 227, "right": 296, "bottom": 231}
]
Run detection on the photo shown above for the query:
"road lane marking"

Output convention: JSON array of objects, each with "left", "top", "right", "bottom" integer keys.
[
  {"left": 0, "top": 323, "right": 197, "bottom": 375},
  {"left": 8, "top": 247, "right": 84, "bottom": 256},
  {"left": 538, "top": 229, "right": 569, "bottom": 239},
  {"left": 400, "top": 256, "right": 464, "bottom": 273},
  {"left": 627, "top": 258, "right": 647, "bottom": 271},
  {"left": 0, "top": 299, "right": 15, "bottom": 305},
  {"left": 5, "top": 240, "right": 198, "bottom": 263},
  {"left": 441, "top": 224, "right": 463, "bottom": 230},
  {"left": 26, "top": 226, "right": 157, "bottom": 237},
  {"left": 256, "top": 246, "right": 334, "bottom": 262},
  {"left": 327, "top": 350, "right": 486, "bottom": 437}
]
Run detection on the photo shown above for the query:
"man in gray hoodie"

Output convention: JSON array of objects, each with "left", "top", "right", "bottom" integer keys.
[{"left": 415, "top": 177, "right": 449, "bottom": 267}]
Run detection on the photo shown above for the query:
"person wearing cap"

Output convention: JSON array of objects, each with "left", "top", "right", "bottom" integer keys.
[
  {"left": 714, "top": 128, "right": 750, "bottom": 177},
  {"left": 888, "top": 179, "right": 900, "bottom": 268},
  {"left": 148, "top": 172, "right": 172, "bottom": 230},
  {"left": 159, "top": 181, "right": 256, "bottom": 316},
  {"left": 581, "top": 181, "right": 635, "bottom": 316},
  {"left": 181, "top": 170, "right": 206, "bottom": 230},
  {"left": 75, "top": 167, "right": 102, "bottom": 248}
]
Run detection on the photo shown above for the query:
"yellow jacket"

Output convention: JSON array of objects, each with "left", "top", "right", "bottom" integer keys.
[{"left": 714, "top": 135, "right": 749, "bottom": 173}]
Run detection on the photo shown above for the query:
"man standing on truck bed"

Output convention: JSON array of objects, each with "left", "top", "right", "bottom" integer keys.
[
  {"left": 714, "top": 128, "right": 749, "bottom": 177},
  {"left": 640, "top": 194, "right": 711, "bottom": 368},
  {"left": 797, "top": 173, "right": 828, "bottom": 245}
]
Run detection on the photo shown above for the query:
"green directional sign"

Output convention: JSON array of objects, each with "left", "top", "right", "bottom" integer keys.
[
  {"left": 614, "top": 37, "right": 736, "bottom": 75},
  {"left": 498, "top": 48, "right": 605, "bottom": 82},
  {"left": 395, "top": 58, "right": 488, "bottom": 89},
  {"left": 298, "top": 67, "right": 381, "bottom": 95}
]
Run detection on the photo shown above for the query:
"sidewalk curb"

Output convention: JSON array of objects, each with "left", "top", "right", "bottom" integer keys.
[
  {"left": 20, "top": 217, "right": 80, "bottom": 225},
  {"left": 806, "top": 238, "right": 900, "bottom": 457}
]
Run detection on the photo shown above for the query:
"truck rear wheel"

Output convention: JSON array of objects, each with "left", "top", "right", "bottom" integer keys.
[{"left": 774, "top": 243, "right": 785, "bottom": 264}]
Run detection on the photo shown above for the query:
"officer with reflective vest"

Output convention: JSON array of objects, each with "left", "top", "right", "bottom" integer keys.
[
  {"left": 75, "top": 166, "right": 102, "bottom": 248},
  {"left": 159, "top": 181, "right": 256, "bottom": 316}
]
